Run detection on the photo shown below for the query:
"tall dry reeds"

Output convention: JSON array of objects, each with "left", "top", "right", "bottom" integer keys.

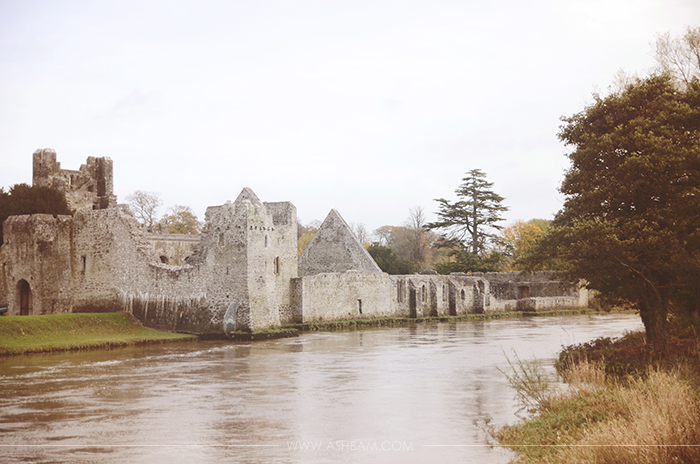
[
  {"left": 560, "top": 369, "right": 700, "bottom": 464},
  {"left": 498, "top": 357, "right": 700, "bottom": 464}
]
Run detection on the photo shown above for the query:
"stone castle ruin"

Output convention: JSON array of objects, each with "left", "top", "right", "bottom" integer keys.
[{"left": 0, "top": 150, "right": 588, "bottom": 334}]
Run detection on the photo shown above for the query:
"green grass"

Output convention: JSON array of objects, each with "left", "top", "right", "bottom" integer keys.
[{"left": 0, "top": 312, "right": 197, "bottom": 356}]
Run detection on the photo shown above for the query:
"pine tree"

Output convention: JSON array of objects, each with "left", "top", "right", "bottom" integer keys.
[{"left": 427, "top": 169, "right": 508, "bottom": 255}]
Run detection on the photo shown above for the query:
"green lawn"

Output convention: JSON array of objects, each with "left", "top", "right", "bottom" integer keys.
[{"left": 0, "top": 312, "right": 197, "bottom": 356}]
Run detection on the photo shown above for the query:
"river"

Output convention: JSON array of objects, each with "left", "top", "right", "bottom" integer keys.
[{"left": 0, "top": 313, "right": 642, "bottom": 464}]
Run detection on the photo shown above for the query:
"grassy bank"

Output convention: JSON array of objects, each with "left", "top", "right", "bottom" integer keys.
[
  {"left": 497, "top": 327, "right": 700, "bottom": 464},
  {"left": 0, "top": 313, "right": 197, "bottom": 356}
]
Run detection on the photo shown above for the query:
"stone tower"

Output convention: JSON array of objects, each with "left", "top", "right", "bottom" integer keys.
[
  {"left": 33, "top": 148, "right": 116, "bottom": 211},
  {"left": 204, "top": 188, "right": 297, "bottom": 333}
]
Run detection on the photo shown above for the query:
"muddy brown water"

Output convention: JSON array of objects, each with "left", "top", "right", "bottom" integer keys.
[{"left": 0, "top": 314, "right": 642, "bottom": 464}]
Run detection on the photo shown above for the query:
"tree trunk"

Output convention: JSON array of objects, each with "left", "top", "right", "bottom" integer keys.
[{"left": 638, "top": 291, "right": 669, "bottom": 353}]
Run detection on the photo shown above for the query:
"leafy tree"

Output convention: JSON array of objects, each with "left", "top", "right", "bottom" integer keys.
[
  {"left": 159, "top": 205, "right": 202, "bottom": 234},
  {"left": 523, "top": 74, "right": 700, "bottom": 350},
  {"left": 367, "top": 244, "right": 417, "bottom": 275},
  {"left": 372, "top": 219, "right": 446, "bottom": 272},
  {"left": 126, "top": 190, "right": 162, "bottom": 229},
  {"left": 298, "top": 220, "right": 320, "bottom": 256},
  {"left": 0, "top": 183, "right": 72, "bottom": 245},
  {"left": 426, "top": 169, "right": 508, "bottom": 255},
  {"left": 527, "top": 218, "right": 551, "bottom": 234},
  {"left": 499, "top": 220, "right": 544, "bottom": 270}
]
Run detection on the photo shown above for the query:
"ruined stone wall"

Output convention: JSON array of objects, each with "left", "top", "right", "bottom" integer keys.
[
  {"left": 144, "top": 233, "right": 200, "bottom": 265},
  {"left": 477, "top": 271, "right": 584, "bottom": 312},
  {"left": 390, "top": 275, "right": 442, "bottom": 317},
  {"left": 291, "top": 272, "right": 493, "bottom": 323},
  {"left": 292, "top": 271, "right": 394, "bottom": 323},
  {"left": 389, "top": 274, "right": 485, "bottom": 317},
  {"left": 70, "top": 206, "right": 220, "bottom": 333},
  {"left": 0, "top": 214, "right": 73, "bottom": 315},
  {"left": 33, "top": 148, "right": 116, "bottom": 211}
]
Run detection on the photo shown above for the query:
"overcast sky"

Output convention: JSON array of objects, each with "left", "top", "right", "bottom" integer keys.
[{"left": 1, "top": 0, "right": 698, "bottom": 234}]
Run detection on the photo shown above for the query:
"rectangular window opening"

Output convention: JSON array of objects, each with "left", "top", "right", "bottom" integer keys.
[{"left": 273, "top": 256, "right": 280, "bottom": 275}]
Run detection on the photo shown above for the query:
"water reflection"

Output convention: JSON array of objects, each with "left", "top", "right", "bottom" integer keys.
[{"left": 0, "top": 314, "right": 642, "bottom": 464}]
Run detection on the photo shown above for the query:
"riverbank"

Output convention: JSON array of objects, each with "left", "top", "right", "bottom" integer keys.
[
  {"left": 497, "top": 326, "right": 700, "bottom": 464},
  {"left": 0, "top": 307, "right": 613, "bottom": 356},
  {"left": 286, "top": 307, "right": 598, "bottom": 331},
  {"left": 0, "top": 313, "right": 197, "bottom": 356}
]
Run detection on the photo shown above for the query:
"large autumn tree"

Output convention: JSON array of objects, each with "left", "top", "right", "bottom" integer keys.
[
  {"left": 523, "top": 74, "right": 700, "bottom": 349},
  {"left": 159, "top": 205, "right": 202, "bottom": 234}
]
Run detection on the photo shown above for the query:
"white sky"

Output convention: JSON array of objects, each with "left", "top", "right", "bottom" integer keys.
[{"left": 1, "top": 0, "right": 698, "bottom": 234}]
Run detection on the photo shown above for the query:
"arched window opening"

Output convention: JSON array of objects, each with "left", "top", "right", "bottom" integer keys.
[
  {"left": 421, "top": 285, "right": 426, "bottom": 303},
  {"left": 460, "top": 289, "right": 465, "bottom": 300}
]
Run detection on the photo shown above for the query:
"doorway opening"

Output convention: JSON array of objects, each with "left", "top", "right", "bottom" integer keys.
[{"left": 18, "top": 280, "right": 32, "bottom": 315}]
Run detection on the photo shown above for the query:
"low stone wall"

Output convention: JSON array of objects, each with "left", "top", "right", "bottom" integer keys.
[{"left": 515, "top": 296, "right": 586, "bottom": 311}]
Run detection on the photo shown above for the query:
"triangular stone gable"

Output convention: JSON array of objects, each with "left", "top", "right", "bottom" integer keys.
[
  {"left": 234, "top": 187, "right": 264, "bottom": 208},
  {"left": 298, "top": 209, "right": 382, "bottom": 276}
]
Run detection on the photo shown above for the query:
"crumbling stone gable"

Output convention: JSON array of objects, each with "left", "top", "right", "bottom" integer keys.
[
  {"left": 33, "top": 148, "right": 116, "bottom": 211},
  {"left": 298, "top": 209, "right": 382, "bottom": 276}
]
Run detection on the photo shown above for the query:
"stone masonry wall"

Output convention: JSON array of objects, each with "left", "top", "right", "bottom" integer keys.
[
  {"left": 144, "top": 233, "right": 200, "bottom": 265},
  {"left": 70, "top": 205, "right": 220, "bottom": 333},
  {"left": 264, "top": 201, "right": 298, "bottom": 325},
  {"left": 291, "top": 271, "right": 395, "bottom": 323},
  {"left": 33, "top": 148, "right": 116, "bottom": 211},
  {"left": 0, "top": 214, "right": 73, "bottom": 315}
]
